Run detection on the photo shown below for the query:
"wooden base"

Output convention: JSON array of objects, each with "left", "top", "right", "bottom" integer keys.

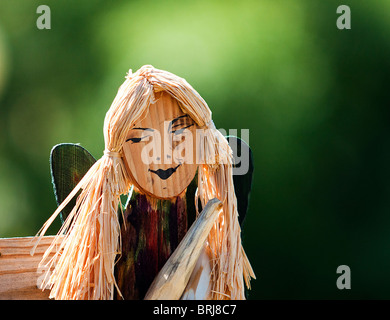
[{"left": 0, "top": 236, "right": 55, "bottom": 300}]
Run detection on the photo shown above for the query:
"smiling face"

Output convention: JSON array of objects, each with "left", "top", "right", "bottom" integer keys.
[{"left": 122, "top": 91, "right": 198, "bottom": 199}]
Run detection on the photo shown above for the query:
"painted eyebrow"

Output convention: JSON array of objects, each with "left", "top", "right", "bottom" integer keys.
[
  {"left": 169, "top": 115, "right": 192, "bottom": 131},
  {"left": 171, "top": 123, "right": 194, "bottom": 135},
  {"left": 170, "top": 115, "right": 189, "bottom": 126}
]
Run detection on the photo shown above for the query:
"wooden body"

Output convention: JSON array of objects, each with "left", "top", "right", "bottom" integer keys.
[
  {"left": 115, "top": 190, "right": 194, "bottom": 299},
  {"left": 145, "top": 198, "right": 222, "bottom": 300}
]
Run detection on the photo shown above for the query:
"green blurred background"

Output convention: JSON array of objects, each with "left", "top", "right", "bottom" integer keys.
[{"left": 1, "top": 0, "right": 389, "bottom": 299}]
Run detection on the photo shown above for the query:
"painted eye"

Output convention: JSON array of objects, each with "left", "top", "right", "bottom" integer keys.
[{"left": 126, "top": 135, "right": 150, "bottom": 143}]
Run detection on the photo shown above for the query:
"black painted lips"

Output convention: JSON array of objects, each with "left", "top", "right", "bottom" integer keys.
[{"left": 148, "top": 164, "right": 181, "bottom": 180}]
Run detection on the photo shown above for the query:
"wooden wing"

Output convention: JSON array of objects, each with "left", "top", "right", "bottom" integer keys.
[
  {"left": 50, "top": 143, "right": 96, "bottom": 223},
  {"left": 226, "top": 136, "right": 254, "bottom": 226}
]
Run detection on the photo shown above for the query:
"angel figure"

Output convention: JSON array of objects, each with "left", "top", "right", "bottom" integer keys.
[{"left": 34, "top": 65, "right": 255, "bottom": 300}]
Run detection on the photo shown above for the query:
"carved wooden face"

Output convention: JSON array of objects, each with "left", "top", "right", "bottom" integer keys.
[{"left": 122, "top": 91, "right": 198, "bottom": 199}]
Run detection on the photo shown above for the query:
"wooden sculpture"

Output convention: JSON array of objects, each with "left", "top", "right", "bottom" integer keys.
[{"left": 32, "top": 65, "right": 255, "bottom": 300}]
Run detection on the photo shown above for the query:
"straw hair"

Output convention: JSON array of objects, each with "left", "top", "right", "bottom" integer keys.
[{"left": 33, "top": 65, "right": 255, "bottom": 300}]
